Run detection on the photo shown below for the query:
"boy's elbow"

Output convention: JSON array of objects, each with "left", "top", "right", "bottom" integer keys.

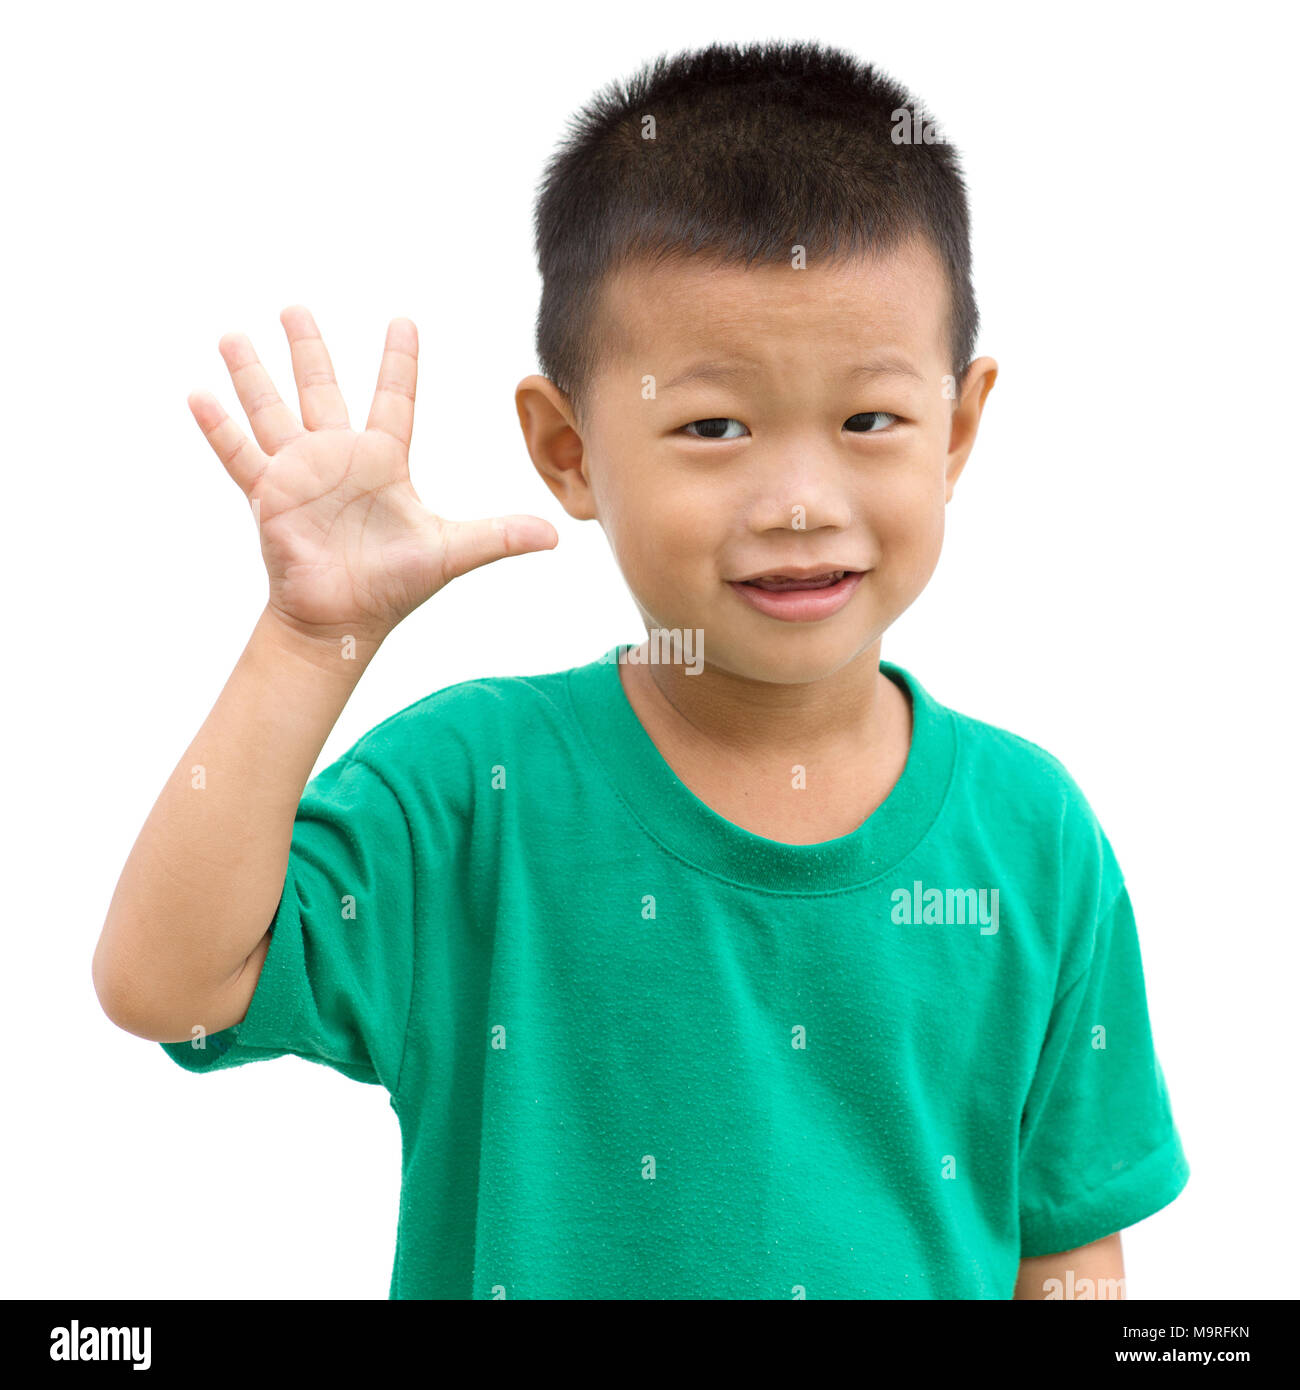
[
  {"left": 92, "top": 926, "right": 257, "bottom": 1042},
  {"left": 91, "top": 932, "right": 184, "bottom": 1041},
  {"left": 91, "top": 934, "right": 128, "bottom": 1026},
  {"left": 92, "top": 943, "right": 152, "bottom": 1038}
]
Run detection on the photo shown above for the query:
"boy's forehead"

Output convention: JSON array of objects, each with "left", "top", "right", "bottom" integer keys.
[{"left": 596, "top": 238, "right": 950, "bottom": 372}]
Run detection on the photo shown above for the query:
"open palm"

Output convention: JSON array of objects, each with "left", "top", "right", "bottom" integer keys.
[{"left": 187, "top": 306, "right": 557, "bottom": 643}]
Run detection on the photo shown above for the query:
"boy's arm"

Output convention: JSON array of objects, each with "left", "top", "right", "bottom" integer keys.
[
  {"left": 92, "top": 306, "right": 556, "bottom": 1045},
  {"left": 1013, "top": 1232, "right": 1125, "bottom": 1299},
  {"left": 92, "top": 608, "right": 380, "bottom": 1041}
]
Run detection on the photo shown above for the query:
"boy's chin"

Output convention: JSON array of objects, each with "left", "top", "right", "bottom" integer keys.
[{"left": 689, "top": 627, "right": 883, "bottom": 687}]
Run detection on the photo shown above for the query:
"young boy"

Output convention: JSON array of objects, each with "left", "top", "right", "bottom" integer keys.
[{"left": 93, "top": 40, "right": 1189, "bottom": 1300}]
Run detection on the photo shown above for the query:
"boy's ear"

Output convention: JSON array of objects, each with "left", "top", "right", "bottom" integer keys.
[
  {"left": 514, "top": 375, "right": 598, "bottom": 521},
  {"left": 944, "top": 356, "right": 998, "bottom": 502}
]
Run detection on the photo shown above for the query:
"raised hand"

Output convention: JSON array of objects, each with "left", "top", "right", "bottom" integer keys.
[{"left": 187, "top": 306, "right": 558, "bottom": 644}]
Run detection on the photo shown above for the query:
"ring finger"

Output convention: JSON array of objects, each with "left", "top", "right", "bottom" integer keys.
[{"left": 217, "top": 331, "right": 304, "bottom": 456}]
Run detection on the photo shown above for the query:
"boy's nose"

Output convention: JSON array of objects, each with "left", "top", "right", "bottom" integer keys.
[{"left": 742, "top": 457, "right": 856, "bottom": 534}]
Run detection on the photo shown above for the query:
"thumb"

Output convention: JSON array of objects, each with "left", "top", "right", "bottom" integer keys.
[{"left": 439, "top": 513, "right": 559, "bottom": 581}]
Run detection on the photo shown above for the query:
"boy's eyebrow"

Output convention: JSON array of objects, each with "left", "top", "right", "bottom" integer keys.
[
  {"left": 848, "top": 354, "right": 926, "bottom": 383},
  {"left": 661, "top": 353, "right": 925, "bottom": 391},
  {"left": 661, "top": 359, "right": 763, "bottom": 391}
]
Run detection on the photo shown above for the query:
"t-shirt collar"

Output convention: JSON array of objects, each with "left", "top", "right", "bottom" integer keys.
[{"left": 566, "top": 643, "right": 956, "bottom": 894}]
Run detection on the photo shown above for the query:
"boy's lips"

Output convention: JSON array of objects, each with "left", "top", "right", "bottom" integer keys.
[{"left": 727, "top": 569, "right": 865, "bottom": 621}]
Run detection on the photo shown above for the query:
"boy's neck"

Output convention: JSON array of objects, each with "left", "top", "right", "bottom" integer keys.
[
  {"left": 618, "top": 638, "right": 900, "bottom": 754},
  {"left": 616, "top": 639, "right": 912, "bottom": 844}
]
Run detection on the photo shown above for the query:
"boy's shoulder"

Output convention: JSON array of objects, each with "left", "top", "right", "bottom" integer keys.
[
  {"left": 946, "top": 691, "right": 1087, "bottom": 803},
  {"left": 909, "top": 664, "right": 1090, "bottom": 799},
  {"left": 913, "top": 667, "right": 1125, "bottom": 900},
  {"left": 339, "top": 652, "right": 583, "bottom": 774}
]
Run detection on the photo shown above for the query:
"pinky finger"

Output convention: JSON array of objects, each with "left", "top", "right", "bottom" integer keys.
[{"left": 188, "top": 390, "right": 268, "bottom": 496}]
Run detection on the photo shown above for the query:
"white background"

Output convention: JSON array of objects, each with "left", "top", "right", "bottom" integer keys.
[{"left": 3, "top": 0, "right": 1295, "bottom": 1300}]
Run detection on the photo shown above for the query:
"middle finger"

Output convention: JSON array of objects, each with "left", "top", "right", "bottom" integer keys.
[{"left": 281, "top": 305, "right": 350, "bottom": 431}]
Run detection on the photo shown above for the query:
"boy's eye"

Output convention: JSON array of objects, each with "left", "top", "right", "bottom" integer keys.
[
  {"left": 844, "top": 411, "right": 898, "bottom": 433},
  {"left": 681, "top": 417, "right": 749, "bottom": 440},
  {"left": 680, "top": 413, "right": 899, "bottom": 439}
]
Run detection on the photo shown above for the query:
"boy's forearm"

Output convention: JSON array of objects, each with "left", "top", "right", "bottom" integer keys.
[{"left": 92, "top": 605, "right": 384, "bottom": 1038}]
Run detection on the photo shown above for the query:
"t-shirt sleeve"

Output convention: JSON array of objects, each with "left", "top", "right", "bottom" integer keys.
[
  {"left": 158, "top": 753, "right": 417, "bottom": 1095},
  {"left": 1018, "top": 883, "right": 1190, "bottom": 1257}
]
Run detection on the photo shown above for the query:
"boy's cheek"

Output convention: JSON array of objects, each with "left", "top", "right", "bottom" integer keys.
[
  {"left": 615, "top": 479, "right": 717, "bottom": 561},
  {"left": 889, "top": 527, "right": 947, "bottom": 612},
  {"left": 606, "top": 510, "right": 710, "bottom": 613},
  {"left": 868, "top": 493, "right": 947, "bottom": 594}
]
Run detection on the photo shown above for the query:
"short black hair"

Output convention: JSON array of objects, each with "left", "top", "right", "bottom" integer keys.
[{"left": 532, "top": 40, "right": 979, "bottom": 424}]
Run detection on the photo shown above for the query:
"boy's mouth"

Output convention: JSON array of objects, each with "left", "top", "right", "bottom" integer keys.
[
  {"left": 727, "top": 569, "right": 866, "bottom": 622},
  {"left": 739, "top": 570, "right": 851, "bottom": 591}
]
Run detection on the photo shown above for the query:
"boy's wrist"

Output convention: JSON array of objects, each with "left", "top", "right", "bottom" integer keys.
[{"left": 255, "top": 603, "right": 389, "bottom": 678}]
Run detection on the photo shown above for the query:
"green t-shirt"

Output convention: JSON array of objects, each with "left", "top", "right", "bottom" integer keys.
[{"left": 161, "top": 645, "right": 1189, "bottom": 1299}]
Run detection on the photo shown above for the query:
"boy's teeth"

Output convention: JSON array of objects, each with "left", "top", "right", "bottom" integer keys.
[{"left": 749, "top": 571, "right": 844, "bottom": 590}]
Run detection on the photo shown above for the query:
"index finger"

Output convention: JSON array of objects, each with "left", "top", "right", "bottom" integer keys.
[{"left": 365, "top": 318, "right": 418, "bottom": 450}]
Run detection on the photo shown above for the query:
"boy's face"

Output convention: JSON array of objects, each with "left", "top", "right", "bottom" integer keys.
[{"left": 516, "top": 238, "right": 996, "bottom": 686}]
